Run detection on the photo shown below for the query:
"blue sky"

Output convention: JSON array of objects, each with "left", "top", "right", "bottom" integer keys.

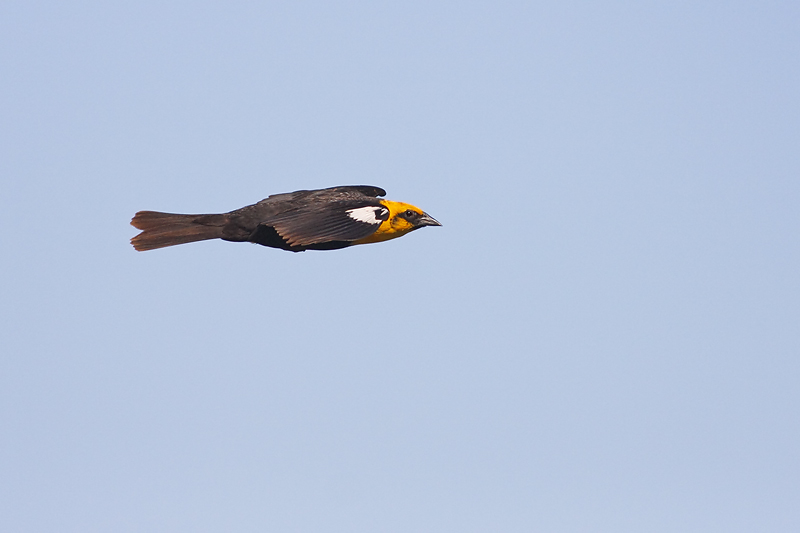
[{"left": 2, "top": 1, "right": 799, "bottom": 531}]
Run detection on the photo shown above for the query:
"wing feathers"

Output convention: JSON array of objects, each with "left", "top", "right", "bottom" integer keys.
[{"left": 265, "top": 201, "right": 388, "bottom": 246}]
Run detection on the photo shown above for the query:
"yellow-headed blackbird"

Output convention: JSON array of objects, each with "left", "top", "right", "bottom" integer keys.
[{"left": 131, "top": 185, "right": 441, "bottom": 252}]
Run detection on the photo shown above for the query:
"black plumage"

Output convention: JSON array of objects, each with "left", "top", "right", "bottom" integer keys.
[{"left": 130, "top": 185, "right": 438, "bottom": 253}]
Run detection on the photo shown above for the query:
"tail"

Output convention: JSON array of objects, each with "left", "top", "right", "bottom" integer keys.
[{"left": 130, "top": 211, "right": 228, "bottom": 251}]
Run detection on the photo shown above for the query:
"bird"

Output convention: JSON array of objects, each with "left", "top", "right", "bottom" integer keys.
[{"left": 130, "top": 185, "right": 441, "bottom": 252}]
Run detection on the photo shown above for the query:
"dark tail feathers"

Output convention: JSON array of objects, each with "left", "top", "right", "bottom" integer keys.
[{"left": 130, "top": 211, "right": 228, "bottom": 251}]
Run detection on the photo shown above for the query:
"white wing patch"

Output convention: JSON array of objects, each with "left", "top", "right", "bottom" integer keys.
[{"left": 346, "top": 206, "right": 388, "bottom": 225}]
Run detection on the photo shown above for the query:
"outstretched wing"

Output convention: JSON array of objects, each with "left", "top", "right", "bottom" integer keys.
[
  {"left": 261, "top": 185, "right": 387, "bottom": 205},
  {"left": 264, "top": 201, "right": 390, "bottom": 247}
]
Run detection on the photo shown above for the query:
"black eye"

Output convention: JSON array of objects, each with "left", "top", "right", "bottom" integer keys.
[{"left": 404, "top": 209, "right": 416, "bottom": 218}]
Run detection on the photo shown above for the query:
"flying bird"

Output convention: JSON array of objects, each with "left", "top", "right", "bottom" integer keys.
[{"left": 130, "top": 185, "right": 441, "bottom": 252}]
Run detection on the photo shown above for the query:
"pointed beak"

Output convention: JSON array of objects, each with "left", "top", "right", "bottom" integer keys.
[{"left": 416, "top": 212, "right": 442, "bottom": 228}]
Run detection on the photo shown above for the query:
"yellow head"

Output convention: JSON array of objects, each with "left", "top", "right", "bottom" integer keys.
[{"left": 352, "top": 200, "right": 441, "bottom": 245}]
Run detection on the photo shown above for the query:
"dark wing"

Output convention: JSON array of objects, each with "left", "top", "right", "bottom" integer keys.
[
  {"left": 321, "top": 185, "right": 386, "bottom": 198},
  {"left": 331, "top": 185, "right": 386, "bottom": 198},
  {"left": 261, "top": 185, "right": 386, "bottom": 205},
  {"left": 264, "top": 200, "right": 390, "bottom": 247}
]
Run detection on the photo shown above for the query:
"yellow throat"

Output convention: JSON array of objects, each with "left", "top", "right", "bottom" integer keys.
[{"left": 352, "top": 200, "right": 425, "bottom": 245}]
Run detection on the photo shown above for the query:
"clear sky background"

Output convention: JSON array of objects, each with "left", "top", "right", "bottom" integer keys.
[{"left": 1, "top": 2, "right": 798, "bottom": 531}]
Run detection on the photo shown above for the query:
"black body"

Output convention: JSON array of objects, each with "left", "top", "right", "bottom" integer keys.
[{"left": 131, "top": 185, "right": 391, "bottom": 252}]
